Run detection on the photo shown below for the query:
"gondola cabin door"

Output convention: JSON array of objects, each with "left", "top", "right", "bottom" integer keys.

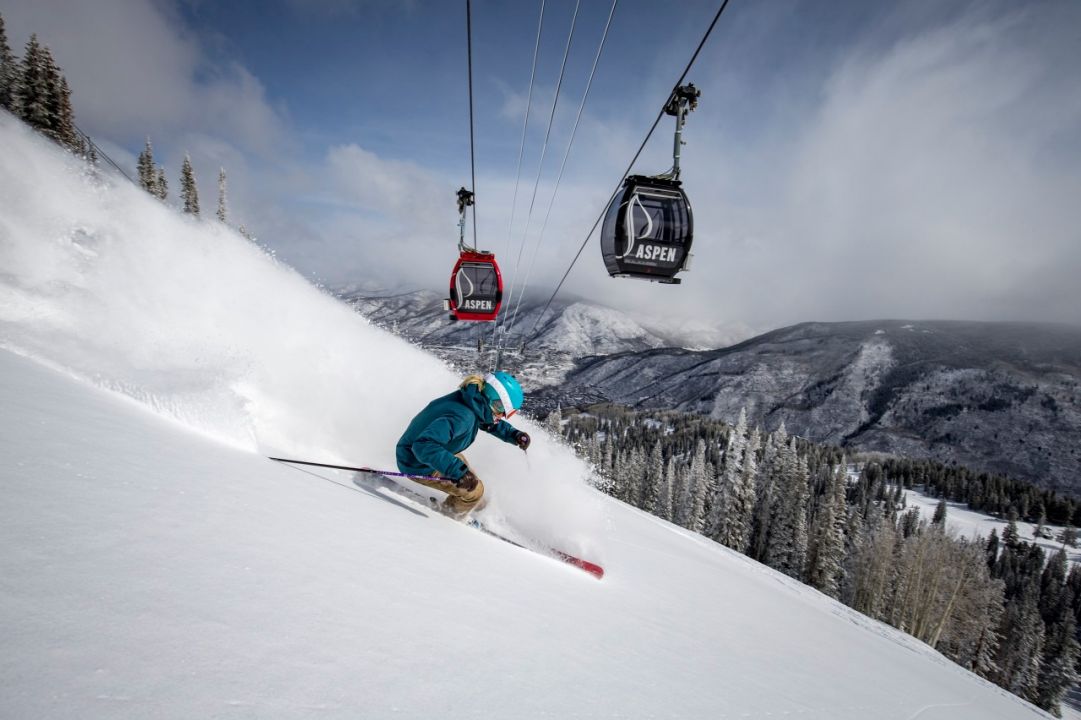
[{"left": 447, "top": 250, "right": 503, "bottom": 322}]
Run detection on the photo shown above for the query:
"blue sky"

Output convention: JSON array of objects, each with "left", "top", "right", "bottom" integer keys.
[{"left": 3, "top": 0, "right": 1080, "bottom": 334}]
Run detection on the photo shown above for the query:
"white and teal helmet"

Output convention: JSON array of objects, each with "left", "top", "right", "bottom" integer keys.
[{"left": 482, "top": 371, "right": 524, "bottom": 417}]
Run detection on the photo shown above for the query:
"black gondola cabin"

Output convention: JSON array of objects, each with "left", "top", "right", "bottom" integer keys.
[
  {"left": 447, "top": 250, "right": 503, "bottom": 322},
  {"left": 600, "top": 175, "right": 693, "bottom": 284}
]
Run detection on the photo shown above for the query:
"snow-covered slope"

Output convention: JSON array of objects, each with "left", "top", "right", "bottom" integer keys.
[
  {"left": 0, "top": 348, "right": 1047, "bottom": 719},
  {"left": 0, "top": 112, "right": 1051, "bottom": 718}
]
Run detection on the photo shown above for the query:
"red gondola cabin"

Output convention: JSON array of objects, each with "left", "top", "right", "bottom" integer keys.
[{"left": 446, "top": 250, "right": 503, "bottom": 322}]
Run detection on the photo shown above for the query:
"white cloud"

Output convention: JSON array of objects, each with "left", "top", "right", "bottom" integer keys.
[
  {"left": 1, "top": 0, "right": 288, "bottom": 156},
  {"left": 635, "top": 2, "right": 1081, "bottom": 330},
  {"left": 4, "top": 0, "right": 1078, "bottom": 335}
]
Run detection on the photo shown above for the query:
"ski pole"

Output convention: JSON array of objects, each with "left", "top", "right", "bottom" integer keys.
[{"left": 268, "top": 457, "right": 459, "bottom": 488}]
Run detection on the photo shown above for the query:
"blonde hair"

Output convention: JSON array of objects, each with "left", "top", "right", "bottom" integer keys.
[{"left": 459, "top": 374, "right": 486, "bottom": 391}]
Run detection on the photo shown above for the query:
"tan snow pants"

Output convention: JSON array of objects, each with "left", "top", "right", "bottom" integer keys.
[{"left": 415, "top": 454, "right": 485, "bottom": 516}]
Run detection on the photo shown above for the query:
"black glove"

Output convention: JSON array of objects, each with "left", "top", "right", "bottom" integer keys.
[
  {"left": 513, "top": 431, "right": 531, "bottom": 451},
  {"left": 456, "top": 470, "right": 480, "bottom": 492}
]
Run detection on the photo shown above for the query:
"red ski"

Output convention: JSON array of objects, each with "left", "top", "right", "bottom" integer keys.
[{"left": 466, "top": 518, "right": 604, "bottom": 580}]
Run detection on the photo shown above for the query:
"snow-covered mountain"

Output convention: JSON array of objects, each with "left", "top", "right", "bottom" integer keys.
[
  {"left": 0, "top": 112, "right": 1056, "bottom": 718},
  {"left": 337, "top": 286, "right": 750, "bottom": 388},
  {"left": 543, "top": 320, "right": 1081, "bottom": 496}
]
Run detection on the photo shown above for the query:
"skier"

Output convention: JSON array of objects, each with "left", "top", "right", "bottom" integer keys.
[{"left": 396, "top": 371, "right": 530, "bottom": 516}]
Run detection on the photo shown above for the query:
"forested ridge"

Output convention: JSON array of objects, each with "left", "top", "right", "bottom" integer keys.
[{"left": 553, "top": 403, "right": 1081, "bottom": 716}]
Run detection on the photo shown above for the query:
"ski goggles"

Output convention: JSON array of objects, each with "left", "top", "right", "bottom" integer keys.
[
  {"left": 485, "top": 373, "right": 518, "bottom": 418},
  {"left": 491, "top": 399, "right": 517, "bottom": 419}
]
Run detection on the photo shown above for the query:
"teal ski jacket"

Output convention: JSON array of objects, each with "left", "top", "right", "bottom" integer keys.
[{"left": 396, "top": 383, "right": 520, "bottom": 480}]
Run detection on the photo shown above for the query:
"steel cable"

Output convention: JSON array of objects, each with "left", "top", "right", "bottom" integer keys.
[
  {"left": 498, "top": 0, "right": 581, "bottom": 346},
  {"left": 522, "top": 0, "right": 733, "bottom": 351},
  {"left": 502, "top": 0, "right": 619, "bottom": 342}
]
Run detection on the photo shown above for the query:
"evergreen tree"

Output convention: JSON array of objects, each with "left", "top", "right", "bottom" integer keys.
[
  {"left": 674, "top": 456, "right": 696, "bottom": 529},
  {"left": 899, "top": 506, "right": 921, "bottom": 538},
  {"left": 629, "top": 445, "right": 649, "bottom": 507},
  {"left": 0, "top": 13, "right": 18, "bottom": 113},
  {"left": 1035, "top": 611, "right": 1079, "bottom": 717},
  {"left": 643, "top": 441, "right": 663, "bottom": 515},
  {"left": 707, "top": 411, "right": 745, "bottom": 541},
  {"left": 180, "top": 154, "right": 199, "bottom": 215},
  {"left": 42, "top": 50, "right": 76, "bottom": 149},
  {"left": 805, "top": 465, "right": 846, "bottom": 598},
  {"left": 686, "top": 439, "right": 712, "bottom": 533},
  {"left": 765, "top": 441, "right": 810, "bottom": 579},
  {"left": 1003, "top": 508, "right": 1021, "bottom": 549},
  {"left": 733, "top": 428, "right": 761, "bottom": 548},
  {"left": 657, "top": 456, "right": 676, "bottom": 522},
  {"left": 15, "top": 34, "right": 50, "bottom": 132},
  {"left": 986, "top": 529, "right": 1000, "bottom": 569},
  {"left": 155, "top": 165, "right": 168, "bottom": 200},
  {"left": 137, "top": 139, "right": 156, "bottom": 193},
  {"left": 217, "top": 167, "right": 228, "bottom": 223},
  {"left": 602, "top": 432, "right": 615, "bottom": 481},
  {"left": 932, "top": 498, "right": 948, "bottom": 526},
  {"left": 1039, "top": 549, "right": 1069, "bottom": 624},
  {"left": 995, "top": 586, "right": 1045, "bottom": 701},
  {"left": 713, "top": 423, "right": 760, "bottom": 553},
  {"left": 749, "top": 424, "right": 786, "bottom": 562},
  {"left": 1033, "top": 511, "right": 1047, "bottom": 541}
]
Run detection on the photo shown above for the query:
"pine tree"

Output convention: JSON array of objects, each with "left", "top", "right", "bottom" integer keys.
[
  {"left": 1039, "top": 548, "right": 1069, "bottom": 624},
  {"left": 712, "top": 421, "right": 759, "bottom": 553},
  {"left": 602, "top": 432, "right": 615, "bottom": 481},
  {"left": 137, "top": 139, "right": 156, "bottom": 193},
  {"left": 180, "top": 154, "right": 199, "bottom": 215},
  {"left": 994, "top": 586, "right": 1045, "bottom": 701},
  {"left": 674, "top": 458, "right": 695, "bottom": 529},
  {"left": 1033, "top": 511, "right": 1047, "bottom": 541},
  {"left": 1003, "top": 508, "right": 1021, "bottom": 549},
  {"left": 1035, "top": 612, "right": 1078, "bottom": 716},
  {"left": 217, "top": 167, "right": 228, "bottom": 223},
  {"left": 657, "top": 456, "right": 676, "bottom": 522},
  {"left": 687, "top": 439, "right": 712, "bottom": 533},
  {"left": 707, "top": 411, "right": 746, "bottom": 541},
  {"left": 732, "top": 428, "right": 761, "bottom": 549},
  {"left": 643, "top": 441, "right": 663, "bottom": 515},
  {"left": 1032, "top": 549, "right": 1079, "bottom": 716},
  {"left": 631, "top": 445, "right": 644, "bottom": 508},
  {"left": 155, "top": 166, "right": 168, "bottom": 200},
  {"left": 986, "top": 528, "right": 1000, "bottom": 569},
  {"left": 0, "top": 13, "right": 18, "bottom": 113},
  {"left": 749, "top": 424, "right": 786, "bottom": 562},
  {"left": 932, "top": 498, "right": 948, "bottom": 526},
  {"left": 15, "top": 34, "right": 51, "bottom": 132},
  {"left": 765, "top": 440, "right": 809, "bottom": 579},
  {"left": 41, "top": 50, "right": 76, "bottom": 149},
  {"left": 805, "top": 465, "right": 846, "bottom": 597}
]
